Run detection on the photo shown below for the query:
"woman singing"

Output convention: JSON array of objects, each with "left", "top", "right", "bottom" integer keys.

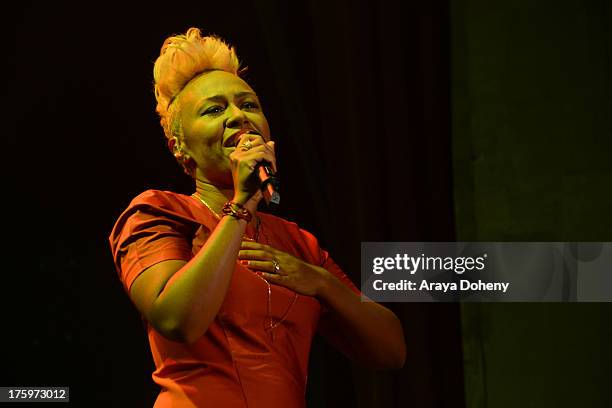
[{"left": 109, "top": 27, "right": 405, "bottom": 407}]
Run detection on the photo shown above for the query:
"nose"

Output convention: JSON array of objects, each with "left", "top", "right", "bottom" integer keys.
[{"left": 225, "top": 103, "right": 248, "bottom": 128}]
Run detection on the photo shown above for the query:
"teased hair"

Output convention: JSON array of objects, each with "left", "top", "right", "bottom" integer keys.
[{"left": 153, "top": 27, "right": 242, "bottom": 139}]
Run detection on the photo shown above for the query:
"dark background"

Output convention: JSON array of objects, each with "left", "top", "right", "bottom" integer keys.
[{"left": 10, "top": 0, "right": 611, "bottom": 407}]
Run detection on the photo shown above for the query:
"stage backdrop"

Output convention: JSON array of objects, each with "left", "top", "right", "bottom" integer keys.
[
  {"left": 451, "top": 1, "right": 612, "bottom": 407},
  {"left": 12, "top": 1, "right": 462, "bottom": 407}
]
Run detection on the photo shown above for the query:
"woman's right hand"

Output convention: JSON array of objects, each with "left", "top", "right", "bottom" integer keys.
[{"left": 229, "top": 133, "right": 276, "bottom": 211}]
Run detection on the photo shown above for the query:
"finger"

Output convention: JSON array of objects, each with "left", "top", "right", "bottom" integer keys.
[
  {"left": 265, "top": 141, "right": 277, "bottom": 172},
  {"left": 233, "top": 145, "right": 267, "bottom": 161},
  {"left": 240, "top": 260, "right": 276, "bottom": 272},
  {"left": 238, "top": 249, "right": 269, "bottom": 259},
  {"left": 229, "top": 151, "right": 264, "bottom": 173},
  {"left": 256, "top": 150, "right": 277, "bottom": 172},
  {"left": 271, "top": 142, "right": 277, "bottom": 172},
  {"left": 240, "top": 158, "right": 264, "bottom": 173},
  {"left": 241, "top": 241, "right": 266, "bottom": 250},
  {"left": 241, "top": 146, "right": 274, "bottom": 161},
  {"left": 235, "top": 144, "right": 276, "bottom": 172},
  {"left": 237, "top": 133, "right": 266, "bottom": 148},
  {"left": 270, "top": 260, "right": 288, "bottom": 275},
  {"left": 239, "top": 151, "right": 276, "bottom": 173},
  {"left": 260, "top": 272, "right": 286, "bottom": 282}
]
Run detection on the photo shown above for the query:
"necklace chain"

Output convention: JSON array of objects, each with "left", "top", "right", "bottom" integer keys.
[
  {"left": 191, "top": 193, "right": 261, "bottom": 240},
  {"left": 191, "top": 193, "right": 219, "bottom": 218},
  {"left": 190, "top": 193, "right": 298, "bottom": 339}
]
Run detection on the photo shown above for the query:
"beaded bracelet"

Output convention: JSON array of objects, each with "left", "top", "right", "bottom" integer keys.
[{"left": 221, "top": 201, "right": 252, "bottom": 222}]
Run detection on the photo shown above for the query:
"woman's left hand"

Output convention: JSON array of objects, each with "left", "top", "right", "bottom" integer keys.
[{"left": 239, "top": 241, "right": 329, "bottom": 296}]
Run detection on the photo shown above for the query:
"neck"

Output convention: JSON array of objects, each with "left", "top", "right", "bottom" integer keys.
[
  {"left": 192, "top": 180, "right": 232, "bottom": 214},
  {"left": 192, "top": 179, "right": 259, "bottom": 222}
]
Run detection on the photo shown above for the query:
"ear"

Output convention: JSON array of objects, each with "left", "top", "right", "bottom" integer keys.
[{"left": 167, "top": 137, "right": 180, "bottom": 155}]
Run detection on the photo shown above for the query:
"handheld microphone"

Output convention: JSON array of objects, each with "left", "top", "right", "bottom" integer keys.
[
  {"left": 256, "top": 161, "right": 280, "bottom": 207},
  {"left": 236, "top": 130, "right": 280, "bottom": 208}
]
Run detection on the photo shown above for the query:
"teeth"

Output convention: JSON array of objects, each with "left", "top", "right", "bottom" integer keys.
[{"left": 227, "top": 129, "right": 259, "bottom": 147}]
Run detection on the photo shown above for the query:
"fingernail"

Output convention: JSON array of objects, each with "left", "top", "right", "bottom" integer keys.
[{"left": 240, "top": 260, "right": 249, "bottom": 265}]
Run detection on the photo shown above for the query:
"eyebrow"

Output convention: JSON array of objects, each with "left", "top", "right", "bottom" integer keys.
[{"left": 194, "top": 91, "right": 258, "bottom": 113}]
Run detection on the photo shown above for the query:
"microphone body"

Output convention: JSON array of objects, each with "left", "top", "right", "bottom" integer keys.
[{"left": 256, "top": 162, "right": 280, "bottom": 207}]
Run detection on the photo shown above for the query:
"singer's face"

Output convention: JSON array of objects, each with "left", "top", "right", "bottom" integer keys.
[{"left": 175, "top": 70, "right": 270, "bottom": 186}]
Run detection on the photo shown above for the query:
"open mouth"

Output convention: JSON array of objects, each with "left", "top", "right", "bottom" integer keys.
[{"left": 225, "top": 129, "right": 260, "bottom": 148}]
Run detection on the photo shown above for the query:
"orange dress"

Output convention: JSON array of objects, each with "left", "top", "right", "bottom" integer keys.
[{"left": 109, "top": 190, "right": 360, "bottom": 407}]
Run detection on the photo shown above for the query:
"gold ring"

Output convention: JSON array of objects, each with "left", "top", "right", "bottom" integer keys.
[
  {"left": 240, "top": 141, "right": 253, "bottom": 151},
  {"left": 272, "top": 258, "right": 281, "bottom": 274}
]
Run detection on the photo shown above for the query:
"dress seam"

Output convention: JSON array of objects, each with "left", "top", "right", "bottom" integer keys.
[{"left": 218, "top": 316, "right": 250, "bottom": 408}]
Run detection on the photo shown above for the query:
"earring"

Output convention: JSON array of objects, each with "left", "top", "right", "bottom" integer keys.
[
  {"left": 174, "top": 149, "right": 183, "bottom": 160},
  {"left": 174, "top": 147, "right": 194, "bottom": 175}
]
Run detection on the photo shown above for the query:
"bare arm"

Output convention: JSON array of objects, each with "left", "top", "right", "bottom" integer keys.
[
  {"left": 129, "top": 215, "right": 247, "bottom": 343},
  {"left": 316, "top": 271, "right": 406, "bottom": 370}
]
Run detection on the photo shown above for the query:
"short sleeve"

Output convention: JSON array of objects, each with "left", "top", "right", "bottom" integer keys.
[
  {"left": 109, "top": 204, "right": 197, "bottom": 293},
  {"left": 320, "top": 249, "right": 361, "bottom": 297},
  {"left": 296, "top": 227, "right": 362, "bottom": 304}
]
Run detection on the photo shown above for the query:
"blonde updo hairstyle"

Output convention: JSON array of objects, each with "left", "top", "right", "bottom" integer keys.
[{"left": 153, "top": 27, "right": 242, "bottom": 142}]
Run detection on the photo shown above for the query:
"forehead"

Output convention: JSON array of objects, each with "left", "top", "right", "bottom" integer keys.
[{"left": 180, "top": 70, "right": 256, "bottom": 105}]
